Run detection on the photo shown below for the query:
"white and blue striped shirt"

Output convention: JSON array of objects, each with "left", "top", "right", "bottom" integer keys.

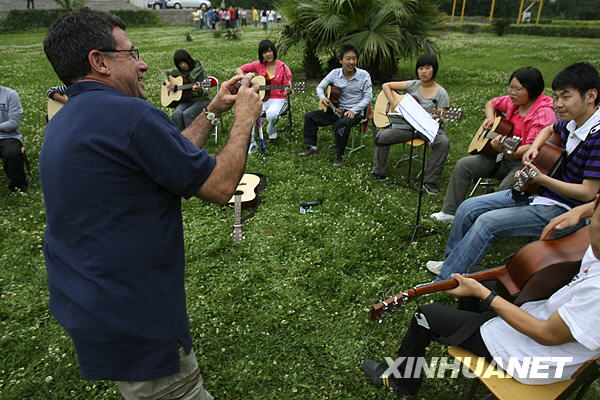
[{"left": 316, "top": 67, "right": 372, "bottom": 115}]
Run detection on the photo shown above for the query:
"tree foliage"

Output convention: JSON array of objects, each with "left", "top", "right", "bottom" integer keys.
[{"left": 275, "top": 0, "right": 445, "bottom": 82}]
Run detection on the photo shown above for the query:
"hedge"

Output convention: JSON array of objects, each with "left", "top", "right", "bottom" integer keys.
[
  {"left": 447, "top": 22, "right": 600, "bottom": 38},
  {"left": 108, "top": 9, "right": 161, "bottom": 27},
  {"left": 0, "top": 9, "right": 65, "bottom": 32},
  {"left": 0, "top": 9, "right": 161, "bottom": 32}
]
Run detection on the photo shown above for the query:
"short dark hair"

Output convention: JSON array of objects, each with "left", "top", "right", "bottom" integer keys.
[
  {"left": 415, "top": 54, "right": 439, "bottom": 79},
  {"left": 44, "top": 8, "right": 125, "bottom": 85},
  {"left": 338, "top": 44, "right": 359, "bottom": 61},
  {"left": 510, "top": 66, "right": 545, "bottom": 100},
  {"left": 173, "top": 49, "right": 196, "bottom": 71},
  {"left": 552, "top": 63, "right": 600, "bottom": 106},
  {"left": 258, "top": 39, "right": 277, "bottom": 63}
]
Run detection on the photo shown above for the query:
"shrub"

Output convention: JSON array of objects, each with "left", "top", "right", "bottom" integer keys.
[
  {"left": 492, "top": 18, "right": 512, "bottom": 36},
  {"left": 446, "top": 22, "right": 600, "bottom": 38},
  {"left": 224, "top": 28, "right": 241, "bottom": 40},
  {"left": 0, "top": 9, "right": 161, "bottom": 32},
  {"left": 0, "top": 9, "right": 64, "bottom": 32}
]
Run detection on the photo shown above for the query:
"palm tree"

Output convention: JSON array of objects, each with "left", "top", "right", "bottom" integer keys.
[{"left": 276, "top": 0, "right": 445, "bottom": 82}]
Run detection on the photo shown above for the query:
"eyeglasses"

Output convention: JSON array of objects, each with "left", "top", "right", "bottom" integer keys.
[
  {"left": 507, "top": 85, "right": 525, "bottom": 93},
  {"left": 99, "top": 48, "right": 140, "bottom": 61}
]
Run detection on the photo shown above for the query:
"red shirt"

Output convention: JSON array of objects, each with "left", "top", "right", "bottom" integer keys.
[
  {"left": 238, "top": 60, "right": 292, "bottom": 100},
  {"left": 491, "top": 94, "right": 556, "bottom": 145}
]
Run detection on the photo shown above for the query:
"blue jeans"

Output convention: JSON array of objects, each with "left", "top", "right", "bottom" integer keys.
[{"left": 435, "top": 190, "right": 584, "bottom": 282}]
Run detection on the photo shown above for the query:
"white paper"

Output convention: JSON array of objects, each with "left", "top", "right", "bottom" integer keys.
[{"left": 394, "top": 95, "right": 439, "bottom": 143}]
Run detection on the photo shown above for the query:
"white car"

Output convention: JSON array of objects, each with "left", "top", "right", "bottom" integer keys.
[{"left": 166, "top": 0, "right": 211, "bottom": 9}]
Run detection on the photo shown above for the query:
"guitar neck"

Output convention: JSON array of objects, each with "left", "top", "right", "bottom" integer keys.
[
  {"left": 233, "top": 191, "right": 243, "bottom": 242},
  {"left": 370, "top": 266, "right": 514, "bottom": 321},
  {"left": 260, "top": 84, "right": 289, "bottom": 90}
]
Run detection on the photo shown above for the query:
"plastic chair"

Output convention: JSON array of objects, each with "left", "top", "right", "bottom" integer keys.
[{"left": 448, "top": 346, "right": 600, "bottom": 400}]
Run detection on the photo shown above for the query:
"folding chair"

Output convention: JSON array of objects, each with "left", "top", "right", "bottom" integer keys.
[
  {"left": 345, "top": 103, "right": 373, "bottom": 154},
  {"left": 469, "top": 177, "right": 497, "bottom": 197},
  {"left": 448, "top": 346, "right": 600, "bottom": 400}
]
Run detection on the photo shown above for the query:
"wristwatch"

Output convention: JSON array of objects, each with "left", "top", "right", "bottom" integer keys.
[
  {"left": 204, "top": 108, "right": 219, "bottom": 126},
  {"left": 481, "top": 292, "right": 497, "bottom": 311}
]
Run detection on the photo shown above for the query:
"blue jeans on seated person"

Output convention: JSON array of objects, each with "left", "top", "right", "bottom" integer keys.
[{"left": 435, "top": 190, "right": 585, "bottom": 282}]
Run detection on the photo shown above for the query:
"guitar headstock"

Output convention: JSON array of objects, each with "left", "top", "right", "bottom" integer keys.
[
  {"left": 443, "top": 107, "right": 463, "bottom": 121},
  {"left": 291, "top": 81, "right": 306, "bottom": 92},
  {"left": 501, "top": 135, "right": 522, "bottom": 154},
  {"left": 200, "top": 78, "right": 217, "bottom": 89},
  {"left": 369, "top": 292, "right": 411, "bottom": 322}
]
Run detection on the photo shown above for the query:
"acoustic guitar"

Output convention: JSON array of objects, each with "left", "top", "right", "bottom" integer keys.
[
  {"left": 372, "top": 91, "right": 462, "bottom": 129},
  {"left": 249, "top": 75, "right": 305, "bottom": 101},
  {"left": 370, "top": 225, "right": 589, "bottom": 321},
  {"left": 318, "top": 85, "right": 344, "bottom": 118},
  {"left": 467, "top": 116, "right": 521, "bottom": 156},
  {"left": 227, "top": 173, "right": 262, "bottom": 208},
  {"left": 47, "top": 98, "right": 65, "bottom": 121},
  {"left": 161, "top": 76, "right": 214, "bottom": 108},
  {"left": 512, "top": 130, "right": 565, "bottom": 195}
]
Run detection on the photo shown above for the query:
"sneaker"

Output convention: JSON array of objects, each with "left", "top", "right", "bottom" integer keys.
[
  {"left": 361, "top": 359, "right": 418, "bottom": 399},
  {"left": 430, "top": 211, "right": 455, "bottom": 223},
  {"left": 268, "top": 131, "right": 278, "bottom": 139},
  {"left": 422, "top": 183, "right": 439, "bottom": 195},
  {"left": 369, "top": 172, "right": 388, "bottom": 180},
  {"left": 298, "top": 147, "right": 317, "bottom": 157},
  {"left": 333, "top": 156, "right": 343, "bottom": 167},
  {"left": 9, "top": 184, "right": 28, "bottom": 194},
  {"left": 425, "top": 260, "right": 443, "bottom": 275},
  {"left": 248, "top": 141, "right": 257, "bottom": 154}
]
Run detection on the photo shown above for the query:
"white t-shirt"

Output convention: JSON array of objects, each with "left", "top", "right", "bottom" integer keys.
[{"left": 480, "top": 245, "right": 600, "bottom": 384}]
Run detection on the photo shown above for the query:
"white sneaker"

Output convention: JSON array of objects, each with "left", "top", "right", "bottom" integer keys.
[
  {"left": 430, "top": 211, "right": 455, "bottom": 223},
  {"left": 425, "top": 261, "right": 443, "bottom": 275},
  {"left": 268, "top": 131, "right": 278, "bottom": 139}
]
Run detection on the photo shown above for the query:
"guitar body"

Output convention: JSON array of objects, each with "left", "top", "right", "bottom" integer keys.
[
  {"left": 318, "top": 85, "right": 343, "bottom": 117},
  {"left": 251, "top": 75, "right": 268, "bottom": 100},
  {"left": 513, "top": 130, "right": 565, "bottom": 195},
  {"left": 47, "top": 98, "right": 65, "bottom": 121},
  {"left": 467, "top": 116, "right": 515, "bottom": 156},
  {"left": 227, "top": 173, "right": 262, "bottom": 208},
  {"left": 507, "top": 225, "right": 588, "bottom": 305},
  {"left": 248, "top": 75, "right": 305, "bottom": 101},
  {"left": 370, "top": 226, "right": 589, "bottom": 321},
  {"left": 373, "top": 90, "right": 462, "bottom": 129},
  {"left": 373, "top": 91, "right": 403, "bottom": 128},
  {"left": 161, "top": 75, "right": 192, "bottom": 108}
]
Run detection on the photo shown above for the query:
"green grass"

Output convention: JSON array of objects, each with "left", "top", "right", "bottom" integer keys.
[{"left": 1, "top": 25, "right": 600, "bottom": 399}]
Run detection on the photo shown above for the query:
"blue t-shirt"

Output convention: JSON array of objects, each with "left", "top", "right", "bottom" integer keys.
[{"left": 40, "top": 81, "right": 216, "bottom": 381}]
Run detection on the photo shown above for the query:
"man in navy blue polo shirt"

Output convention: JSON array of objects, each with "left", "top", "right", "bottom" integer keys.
[{"left": 41, "top": 8, "right": 262, "bottom": 400}]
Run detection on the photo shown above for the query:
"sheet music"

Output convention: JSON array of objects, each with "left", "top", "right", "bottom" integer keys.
[{"left": 394, "top": 95, "right": 439, "bottom": 143}]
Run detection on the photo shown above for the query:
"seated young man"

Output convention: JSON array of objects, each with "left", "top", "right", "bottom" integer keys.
[
  {"left": 426, "top": 62, "right": 600, "bottom": 279},
  {"left": 298, "top": 44, "right": 372, "bottom": 167},
  {"left": 362, "top": 197, "right": 600, "bottom": 398}
]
